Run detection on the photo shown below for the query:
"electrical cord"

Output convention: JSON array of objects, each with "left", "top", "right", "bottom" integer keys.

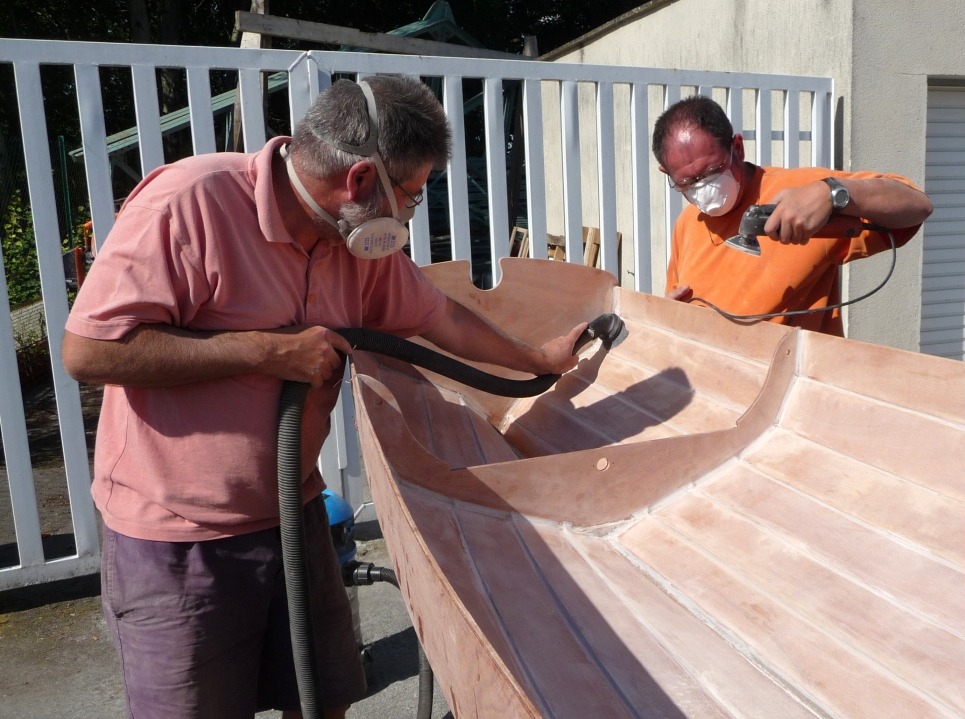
[{"left": 689, "top": 225, "right": 896, "bottom": 323}]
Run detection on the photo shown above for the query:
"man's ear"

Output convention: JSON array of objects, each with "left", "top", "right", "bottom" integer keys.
[
  {"left": 732, "top": 133, "right": 745, "bottom": 163},
  {"left": 346, "top": 160, "right": 378, "bottom": 201}
]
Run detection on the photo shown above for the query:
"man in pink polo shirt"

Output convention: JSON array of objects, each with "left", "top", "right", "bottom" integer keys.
[{"left": 63, "top": 76, "right": 585, "bottom": 719}]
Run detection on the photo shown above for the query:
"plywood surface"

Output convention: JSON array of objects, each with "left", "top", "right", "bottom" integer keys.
[{"left": 353, "top": 259, "right": 965, "bottom": 718}]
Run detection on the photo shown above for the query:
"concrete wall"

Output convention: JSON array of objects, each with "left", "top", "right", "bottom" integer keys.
[
  {"left": 548, "top": 0, "right": 965, "bottom": 350},
  {"left": 847, "top": 0, "right": 965, "bottom": 348}
]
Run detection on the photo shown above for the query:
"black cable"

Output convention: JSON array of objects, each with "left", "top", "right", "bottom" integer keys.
[{"left": 689, "top": 226, "right": 896, "bottom": 323}]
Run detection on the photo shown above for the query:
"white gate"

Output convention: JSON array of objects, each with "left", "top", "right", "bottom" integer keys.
[{"left": 0, "top": 37, "right": 833, "bottom": 589}]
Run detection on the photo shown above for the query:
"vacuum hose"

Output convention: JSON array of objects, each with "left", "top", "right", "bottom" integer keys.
[
  {"left": 344, "top": 562, "right": 434, "bottom": 719},
  {"left": 277, "top": 380, "right": 321, "bottom": 718},
  {"left": 278, "top": 314, "right": 626, "bottom": 718},
  {"left": 335, "top": 312, "right": 624, "bottom": 398}
]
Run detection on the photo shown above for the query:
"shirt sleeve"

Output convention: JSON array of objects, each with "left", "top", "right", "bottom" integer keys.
[
  {"left": 360, "top": 254, "right": 448, "bottom": 337},
  {"left": 66, "top": 198, "right": 210, "bottom": 340}
]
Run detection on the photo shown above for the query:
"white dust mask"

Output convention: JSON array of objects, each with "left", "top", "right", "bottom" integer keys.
[
  {"left": 683, "top": 166, "right": 741, "bottom": 217},
  {"left": 282, "top": 81, "right": 411, "bottom": 259}
]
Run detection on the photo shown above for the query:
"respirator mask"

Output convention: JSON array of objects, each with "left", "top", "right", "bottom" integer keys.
[
  {"left": 283, "top": 81, "right": 412, "bottom": 259},
  {"left": 682, "top": 166, "right": 741, "bottom": 217}
]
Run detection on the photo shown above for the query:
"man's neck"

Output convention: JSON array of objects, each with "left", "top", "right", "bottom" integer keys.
[{"left": 272, "top": 149, "right": 342, "bottom": 254}]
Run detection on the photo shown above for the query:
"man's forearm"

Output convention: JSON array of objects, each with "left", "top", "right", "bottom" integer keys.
[
  {"left": 421, "top": 298, "right": 583, "bottom": 376},
  {"left": 422, "top": 300, "right": 543, "bottom": 373},
  {"left": 841, "top": 178, "right": 933, "bottom": 228},
  {"left": 62, "top": 325, "right": 268, "bottom": 388}
]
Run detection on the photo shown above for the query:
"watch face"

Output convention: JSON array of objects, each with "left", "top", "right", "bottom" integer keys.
[
  {"left": 832, "top": 187, "right": 849, "bottom": 209},
  {"left": 825, "top": 178, "right": 850, "bottom": 209}
]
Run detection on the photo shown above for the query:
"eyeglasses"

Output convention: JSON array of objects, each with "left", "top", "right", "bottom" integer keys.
[
  {"left": 388, "top": 175, "right": 425, "bottom": 209},
  {"left": 667, "top": 148, "right": 734, "bottom": 193}
]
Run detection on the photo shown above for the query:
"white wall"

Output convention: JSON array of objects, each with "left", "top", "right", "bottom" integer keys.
[
  {"left": 847, "top": 0, "right": 965, "bottom": 349},
  {"left": 549, "top": 0, "right": 965, "bottom": 350}
]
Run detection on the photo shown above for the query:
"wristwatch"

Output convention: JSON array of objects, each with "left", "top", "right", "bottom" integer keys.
[{"left": 823, "top": 177, "right": 850, "bottom": 211}]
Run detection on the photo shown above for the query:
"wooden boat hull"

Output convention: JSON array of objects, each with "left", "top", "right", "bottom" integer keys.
[{"left": 351, "top": 258, "right": 965, "bottom": 718}]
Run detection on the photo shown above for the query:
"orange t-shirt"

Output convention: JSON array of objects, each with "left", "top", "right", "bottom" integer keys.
[{"left": 666, "top": 166, "right": 923, "bottom": 335}]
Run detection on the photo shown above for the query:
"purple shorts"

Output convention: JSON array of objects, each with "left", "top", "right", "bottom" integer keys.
[{"left": 101, "top": 495, "right": 366, "bottom": 718}]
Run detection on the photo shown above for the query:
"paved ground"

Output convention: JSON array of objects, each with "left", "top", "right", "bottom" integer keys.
[
  {"left": 0, "top": 380, "right": 453, "bottom": 718},
  {"left": 0, "top": 517, "right": 453, "bottom": 719}
]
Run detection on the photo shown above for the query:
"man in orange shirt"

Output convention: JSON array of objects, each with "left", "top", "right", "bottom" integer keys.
[{"left": 651, "top": 96, "right": 933, "bottom": 335}]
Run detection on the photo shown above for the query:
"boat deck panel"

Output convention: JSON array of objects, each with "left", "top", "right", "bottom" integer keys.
[
  {"left": 707, "top": 466, "right": 964, "bottom": 632},
  {"left": 367, "top": 361, "right": 521, "bottom": 468},
  {"left": 743, "top": 429, "right": 964, "bottom": 563},
  {"left": 640, "top": 488, "right": 963, "bottom": 711},
  {"left": 780, "top": 379, "right": 965, "bottom": 497},
  {"left": 801, "top": 331, "right": 965, "bottom": 422},
  {"left": 352, "top": 259, "right": 965, "bottom": 718},
  {"left": 621, "top": 517, "right": 957, "bottom": 718}
]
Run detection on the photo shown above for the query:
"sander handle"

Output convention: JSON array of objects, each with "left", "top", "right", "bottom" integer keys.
[{"left": 742, "top": 203, "right": 875, "bottom": 238}]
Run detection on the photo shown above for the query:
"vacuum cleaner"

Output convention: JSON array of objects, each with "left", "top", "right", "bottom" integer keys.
[{"left": 278, "top": 313, "right": 628, "bottom": 719}]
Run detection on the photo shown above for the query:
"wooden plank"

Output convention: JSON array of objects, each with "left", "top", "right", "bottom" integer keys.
[
  {"left": 781, "top": 379, "right": 965, "bottom": 498},
  {"left": 234, "top": 11, "right": 523, "bottom": 60},
  {"left": 742, "top": 429, "right": 965, "bottom": 562},
  {"left": 453, "top": 508, "right": 638, "bottom": 717},
  {"left": 656, "top": 491, "right": 964, "bottom": 710},
  {"left": 560, "top": 529, "right": 823, "bottom": 718},
  {"left": 622, "top": 520, "right": 959, "bottom": 718},
  {"left": 708, "top": 467, "right": 965, "bottom": 632}
]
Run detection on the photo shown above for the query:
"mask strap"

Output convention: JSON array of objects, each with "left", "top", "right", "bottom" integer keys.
[
  {"left": 316, "top": 80, "right": 400, "bottom": 220},
  {"left": 323, "top": 81, "right": 380, "bottom": 156},
  {"left": 280, "top": 144, "right": 350, "bottom": 237}
]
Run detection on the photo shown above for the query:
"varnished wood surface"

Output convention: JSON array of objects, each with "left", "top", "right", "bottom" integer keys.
[{"left": 352, "top": 258, "right": 965, "bottom": 718}]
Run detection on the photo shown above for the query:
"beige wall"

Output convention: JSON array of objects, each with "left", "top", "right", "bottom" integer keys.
[
  {"left": 846, "top": 0, "right": 965, "bottom": 348},
  {"left": 550, "top": 0, "right": 965, "bottom": 350}
]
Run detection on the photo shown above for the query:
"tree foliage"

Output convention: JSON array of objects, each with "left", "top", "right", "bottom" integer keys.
[
  {"left": 3, "top": 0, "right": 641, "bottom": 55},
  {"left": 0, "top": 0, "right": 643, "bottom": 292},
  {"left": 3, "top": 190, "right": 43, "bottom": 307}
]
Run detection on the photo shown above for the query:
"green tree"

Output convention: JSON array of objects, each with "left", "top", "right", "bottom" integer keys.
[{"left": 2, "top": 190, "right": 42, "bottom": 307}]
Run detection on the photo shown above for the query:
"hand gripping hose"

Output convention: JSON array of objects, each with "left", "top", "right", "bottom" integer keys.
[{"left": 278, "top": 313, "right": 626, "bottom": 718}]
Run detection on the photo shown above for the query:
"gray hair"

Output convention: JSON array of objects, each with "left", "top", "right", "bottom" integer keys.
[{"left": 291, "top": 75, "right": 451, "bottom": 182}]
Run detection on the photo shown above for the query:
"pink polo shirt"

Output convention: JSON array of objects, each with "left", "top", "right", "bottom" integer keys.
[{"left": 66, "top": 136, "right": 446, "bottom": 541}]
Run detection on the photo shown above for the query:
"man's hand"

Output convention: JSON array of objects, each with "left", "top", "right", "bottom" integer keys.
[
  {"left": 536, "top": 322, "right": 588, "bottom": 375},
  {"left": 765, "top": 177, "right": 933, "bottom": 245},
  {"left": 666, "top": 284, "right": 693, "bottom": 302},
  {"left": 764, "top": 182, "right": 834, "bottom": 245},
  {"left": 261, "top": 325, "right": 354, "bottom": 387}
]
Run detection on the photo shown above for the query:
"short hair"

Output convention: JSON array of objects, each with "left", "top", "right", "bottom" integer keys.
[
  {"left": 292, "top": 75, "right": 452, "bottom": 181},
  {"left": 651, "top": 95, "right": 734, "bottom": 166}
]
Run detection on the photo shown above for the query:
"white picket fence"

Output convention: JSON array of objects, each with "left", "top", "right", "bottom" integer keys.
[{"left": 0, "top": 37, "right": 833, "bottom": 589}]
